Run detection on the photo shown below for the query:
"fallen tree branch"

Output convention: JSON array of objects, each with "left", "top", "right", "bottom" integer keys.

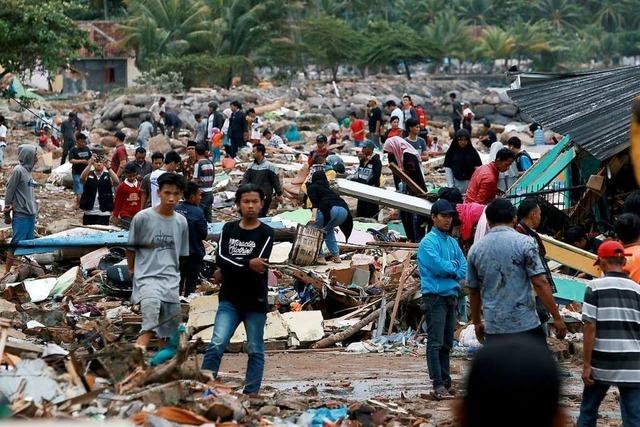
[{"left": 312, "top": 282, "right": 419, "bottom": 349}]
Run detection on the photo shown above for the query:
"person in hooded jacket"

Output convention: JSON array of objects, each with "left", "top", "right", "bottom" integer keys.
[
  {"left": 307, "top": 171, "right": 353, "bottom": 264},
  {"left": 4, "top": 145, "right": 38, "bottom": 273},
  {"left": 444, "top": 129, "right": 482, "bottom": 194},
  {"left": 383, "top": 136, "right": 428, "bottom": 242}
]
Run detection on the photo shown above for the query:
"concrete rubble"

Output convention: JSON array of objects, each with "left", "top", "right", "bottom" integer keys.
[{"left": 0, "top": 74, "right": 620, "bottom": 425}]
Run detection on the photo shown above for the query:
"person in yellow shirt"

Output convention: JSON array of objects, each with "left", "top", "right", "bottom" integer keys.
[{"left": 616, "top": 213, "right": 640, "bottom": 283}]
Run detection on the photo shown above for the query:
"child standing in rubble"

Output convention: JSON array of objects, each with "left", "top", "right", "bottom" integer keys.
[{"left": 127, "top": 173, "right": 189, "bottom": 352}]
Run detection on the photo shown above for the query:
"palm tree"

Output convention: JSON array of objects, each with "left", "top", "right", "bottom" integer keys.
[
  {"left": 395, "top": 0, "right": 447, "bottom": 28},
  {"left": 531, "top": 0, "right": 582, "bottom": 31},
  {"left": 476, "top": 26, "right": 515, "bottom": 71},
  {"left": 120, "top": 0, "right": 214, "bottom": 67},
  {"left": 453, "top": 0, "right": 494, "bottom": 25},
  {"left": 510, "top": 20, "right": 553, "bottom": 66},
  {"left": 595, "top": 0, "right": 631, "bottom": 32},
  {"left": 423, "top": 11, "right": 472, "bottom": 72}
]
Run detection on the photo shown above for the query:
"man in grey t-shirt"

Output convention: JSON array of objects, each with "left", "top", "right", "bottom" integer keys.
[
  {"left": 466, "top": 199, "right": 566, "bottom": 345},
  {"left": 127, "top": 173, "right": 189, "bottom": 350}
]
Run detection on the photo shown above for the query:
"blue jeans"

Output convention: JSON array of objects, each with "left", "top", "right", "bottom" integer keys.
[
  {"left": 201, "top": 301, "right": 266, "bottom": 394},
  {"left": 422, "top": 294, "right": 456, "bottom": 389},
  {"left": 578, "top": 382, "right": 640, "bottom": 427},
  {"left": 316, "top": 206, "right": 349, "bottom": 257}
]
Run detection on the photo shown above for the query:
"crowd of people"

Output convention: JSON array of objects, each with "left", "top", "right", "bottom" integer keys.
[{"left": 3, "top": 91, "right": 640, "bottom": 426}]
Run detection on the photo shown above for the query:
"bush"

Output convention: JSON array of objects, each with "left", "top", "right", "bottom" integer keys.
[
  {"left": 148, "top": 54, "right": 252, "bottom": 89},
  {"left": 133, "top": 69, "right": 184, "bottom": 93}
]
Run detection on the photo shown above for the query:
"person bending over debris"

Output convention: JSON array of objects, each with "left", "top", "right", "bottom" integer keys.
[
  {"left": 467, "top": 199, "right": 566, "bottom": 345},
  {"left": 4, "top": 145, "right": 38, "bottom": 274},
  {"left": 307, "top": 171, "right": 353, "bottom": 264},
  {"left": 455, "top": 336, "right": 565, "bottom": 427},
  {"left": 418, "top": 199, "right": 467, "bottom": 400},
  {"left": 351, "top": 140, "right": 382, "bottom": 218},
  {"left": 127, "top": 173, "right": 188, "bottom": 351},
  {"left": 175, "top": 182, "right": 208, "bottom": 297},
  {"left": 578, "top": 240, "right": 640, "bottom": 426},
  {"left": 242, "top": 143, "right": 282, "bottom": 218},
  {"left": 160, "top": 111, "right": 182, "bottom": 139},
  {"left": 384, "top": 136, "right": 428, "bottom": 242},
  {"left": 201, "top": 184, "right": 274, "bottom": 395},
  {"left": 79, "top": 154, "right": 119, "bottom": 226},
  {"left": 112, "top": 162, "right": 142, "bottom": 229},
  {"left": 464, "top": 147, "right": 514, "bottom": 205}
]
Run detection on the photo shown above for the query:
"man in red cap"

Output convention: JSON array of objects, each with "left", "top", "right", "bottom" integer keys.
[{"left": 578, "top": 240, "right": 640, "bottom": 427}]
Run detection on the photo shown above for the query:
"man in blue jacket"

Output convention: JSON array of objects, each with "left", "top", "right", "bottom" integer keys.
[
  {"left": 417, "top": 199, "right": 466, "bottom": 400},
  {"left": 175, "top": 181, "right": 208, "bottom": 296}
]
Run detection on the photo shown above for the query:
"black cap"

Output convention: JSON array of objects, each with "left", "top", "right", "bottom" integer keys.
[
  {"left": 431, "top": 199, "right": 456, "bottom": 215},
  {"left": 187, "top": 140, "right": 197, "bottom": 147},
  {"left": 316, "top": 134, "right": 328, "bottom": 143}
]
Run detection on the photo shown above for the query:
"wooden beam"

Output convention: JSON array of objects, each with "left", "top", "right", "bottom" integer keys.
[
  {"left": 539, "top": 234, "right": 600, "bottom": 277},
  {"left": 388, "top": 163, "right": 428, "bottom": 197}
]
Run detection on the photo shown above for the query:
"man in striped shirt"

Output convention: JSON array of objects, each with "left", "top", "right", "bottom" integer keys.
[
  {"left": 579, "top": 240, "right": 640, "bottom": 427},
  {"left": 193, "top": 143, "right": 214, "bottom": 222}
]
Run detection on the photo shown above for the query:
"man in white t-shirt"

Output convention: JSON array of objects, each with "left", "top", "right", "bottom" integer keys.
[
  {"left": 0, "top": 115, "right": 7, "bottom": 170},
  {"left": 385, "top": 100, "right": 404, "bottom": 132},
  {"left": 150, "top": 151, "right": 181, "bottom": 208}
]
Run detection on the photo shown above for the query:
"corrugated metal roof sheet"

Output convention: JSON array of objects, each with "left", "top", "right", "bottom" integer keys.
[{"left": 507, "top": 66, "right": 640, "bottom": 161}]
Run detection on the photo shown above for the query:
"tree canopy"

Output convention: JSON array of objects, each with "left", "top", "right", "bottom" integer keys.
[{"left": 0, "top": 0, "right": 92, "bottom": 77}]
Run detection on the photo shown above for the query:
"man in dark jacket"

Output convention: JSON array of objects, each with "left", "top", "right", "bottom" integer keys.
[
  {"left": 175, "top": 182, "right": 208, "bottom": 296},
  {"left": 242, "top": 143, "right": 282, "bottom": 217},
  {"left": 515, "top": 198, "right": 557, "bottom": 324},
  {"left": 160, "top": 111, "right": 182, "bottom": 139},
  {"left": 351, "top": 141, "right": 382, "bottom": 218},
  {"left": 227, "top": 100, "right": 247, "bottom": 158}
]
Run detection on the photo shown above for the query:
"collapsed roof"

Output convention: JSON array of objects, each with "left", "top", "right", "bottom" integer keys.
[{"left": 507, "top": 66, "right": 640, "bottom": 161}]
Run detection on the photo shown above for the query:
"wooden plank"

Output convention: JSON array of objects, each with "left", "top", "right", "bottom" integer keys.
[
  {"left": 539, "top": 234, "right": 600, "bottom": 277},
  {"left": 388, "top": 163, "right": 428, "bottom": 197},
  {"left": 387, "top": 261, "right": 414, "bottom": 335},
  {"left": 336, "top": 179, "right": 432, "bottom": 216}
]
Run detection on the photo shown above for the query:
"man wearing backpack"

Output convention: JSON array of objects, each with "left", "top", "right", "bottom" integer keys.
[{"left": 508, "top": 137, "right": 533, "bottom": 176}]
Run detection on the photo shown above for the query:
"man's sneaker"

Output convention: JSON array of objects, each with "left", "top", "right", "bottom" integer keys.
[
  {"left": 431, "top": 385, "right": 454, "bottom": 400},
  {"left": 316, "top": 257, "right": 328, "bottom": 265},
  {"left": 447, "top": 386, "right": 457, "bottom": 397}
]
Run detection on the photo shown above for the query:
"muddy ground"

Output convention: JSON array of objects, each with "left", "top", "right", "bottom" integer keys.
[{"left": 214, "top": 351, "right": 623, "bottom": 426}]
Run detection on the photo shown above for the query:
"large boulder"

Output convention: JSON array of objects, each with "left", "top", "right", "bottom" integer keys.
[
  {"left": 351, "top": 93, "right": 371, "bottom": 105},
  {"left": 461, "top": 90, "right": 483, "bottom": 105},
  {"left": 497, "top": 104, "right": 519, "bottom": 118},
  {"left": 307, "top": 96, "right": 325, "bottom": 108},
  {"left": 178, "top": 110, "right": 196, "bottom": 131},
  {"left": 473, "top": 104, "right": 496, "bottom": 119},
  {"left": 148, "top": 134, "right": 172, "bottom": 153},
  {"left": 121, "top": 105, "right": 148, "bottom": 118},
  {"left": 100, "top": 119, "right": 116, "bottom": 131},
  {"left": 122, "top": 116, "right": 142, "bottom": 129},
  {"left": 482, "top": 92, "right": 502, "bottom": 105},
  {"left": 104, "top": 103, "right": 123, "bottom": 121}
]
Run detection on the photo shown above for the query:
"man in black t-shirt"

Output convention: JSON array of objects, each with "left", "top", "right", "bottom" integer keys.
[
  {"left": 367, "top": 96, "right": 383, "bottom": 148},
  {"left": 68, "top": 133, "right": 92, "bottom": 208},
  {"left": 201, "top": 184, "right": 274, "bottom": 395}
]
